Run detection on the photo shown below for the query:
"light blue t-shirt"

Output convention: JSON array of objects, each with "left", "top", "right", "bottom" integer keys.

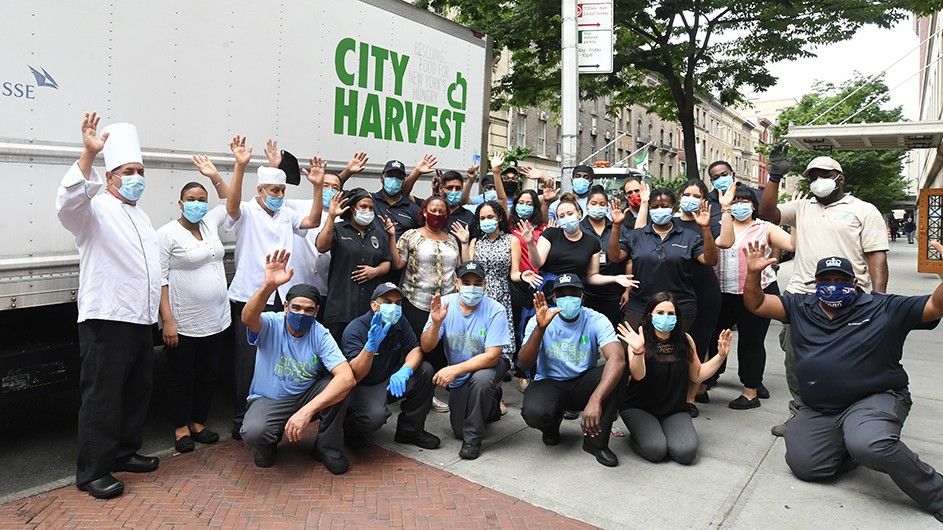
[
  {"left": 423, "top": 293, "right": 510, "bottom": 388},
  {"left": 247, "top": 312, "right": 346, "bottom": 401},
  {"left": 547, "top": 195, "right": 589, "bottom": 221},
  {"left": 464, "top": 194, "right": 515, "bottom": 213},
  {"left": 522, "top": 307, "right": 618, "bottom": 382}
]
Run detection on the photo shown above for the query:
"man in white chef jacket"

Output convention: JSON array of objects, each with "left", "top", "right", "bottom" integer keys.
[{"left": 56, "top": 112, "right": 162, "bottom": 499}]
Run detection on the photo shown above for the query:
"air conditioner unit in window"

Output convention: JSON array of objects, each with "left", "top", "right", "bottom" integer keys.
[
  {"left": 539, "top": 111, "right": 548, "bottom": 121},
  {"left": 604, "top": 131, "right": 611, "bottom": 140},
  {"left": 591, "top": 127, "right": 598, "bottom": 136},
  {"left": 579, "top": 123, "right": 584, "bottom": 132}
]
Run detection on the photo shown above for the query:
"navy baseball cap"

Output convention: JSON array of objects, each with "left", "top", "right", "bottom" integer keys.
[
  {"left": 572, "top": 165, "right": 595, "bottom": 178},
  {"left": 371, "top": 282, "right": 402, "bottom": 300},
  {"left": 553, "top": 273, "right": 584, "bottom": 291},
  {"left": 814, "top": 256, "right": 854, "bottom": 279},
  {"left": 383, "top": 160, "right": 407, "bottom": 176},
  {"left": 456, "top": 261, "right": 486, "bottom": 280}
]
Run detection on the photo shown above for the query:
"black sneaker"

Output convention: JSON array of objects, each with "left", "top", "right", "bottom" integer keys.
[
  {"left": 694, "top": 391, "right": 710, "bottom": 404},
  {"left": 757, "top": 383, "right": 770, "bottom": 399},
  {"left": 687, "top": 403, "right": 700, "bottom": 417},
  {"left": 729, "top": 395, "right": 761, "bottom": 410},
  {"left": 582, "top": 440, "right": 619, "bottom": 467},
  {"left": 459, "top": 442, "right": 481, "bottom": 460},
  {"left": 231, "top": 424, "right": 243, "bottom": 441},
  {"left": 541, "top": 415, "right": 564, "bottom": 446},
  {"left": 311, "top": 445, "right": 350, "bottom": 475},
  {"left": 254, "top": 444, "right": 277, "bottom": 468},
  {"left": 174, "top": 435, "right": 195, "bottom": 453},
  {"left": 394, "top": 430, "right": 441, "bottom": 449},
  {"left": 190, "top": 429, "right": 219, "bottom": 444}
]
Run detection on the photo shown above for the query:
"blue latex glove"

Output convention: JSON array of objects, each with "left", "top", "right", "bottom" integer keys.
[
  {"left": 364, "top": 311, "right": 391, "bottom": 352},
  {"left": 386, "top": 365, "right": 414, "bottom": 398}
]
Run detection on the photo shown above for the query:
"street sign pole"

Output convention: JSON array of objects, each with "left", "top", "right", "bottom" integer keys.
[{"left": 561, "top": 0, "right": 579, "bottom": 193}]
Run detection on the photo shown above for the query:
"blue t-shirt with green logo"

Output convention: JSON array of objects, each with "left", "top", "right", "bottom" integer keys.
[
  {"left": 247, "top": 312, "right": 346, "bottom": 401},
  {"left": 424, "top": 293, "right": 510, "bottom": 388},
  {"left": 522, "top": 307, "right": 618, "bottom": 382}
]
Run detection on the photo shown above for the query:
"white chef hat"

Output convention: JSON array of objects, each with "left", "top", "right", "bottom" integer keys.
[
  {"left": 258, "top": 166, "right": 287, "bottom": 185},
  {"left": 102, "top": 123, "right": 143, "bottom": 172}
]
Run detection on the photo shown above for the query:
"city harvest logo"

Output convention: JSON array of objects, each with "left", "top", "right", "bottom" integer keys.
[
  {"left": 333, "top": 38, "right": 466, "bottom": 150},
  {"left": 3, "top": 65, "right": 59, "bottom": 99}
]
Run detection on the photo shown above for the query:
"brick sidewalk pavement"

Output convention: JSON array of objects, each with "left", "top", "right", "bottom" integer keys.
[{"left": 0, "top": 437, "right": 595, "bottom": 529}]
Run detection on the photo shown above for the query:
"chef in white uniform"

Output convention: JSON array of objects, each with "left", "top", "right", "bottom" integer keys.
[{"left": 56, "top": 112, "right": 161, "bottom": 499}]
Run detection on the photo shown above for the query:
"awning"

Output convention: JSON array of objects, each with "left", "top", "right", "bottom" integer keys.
[{"left": 783, "top": 121, "right": 943, "bottom": 151}]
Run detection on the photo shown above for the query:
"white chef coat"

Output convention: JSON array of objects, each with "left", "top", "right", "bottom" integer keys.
[
  {"left": 225, "top": 198, "right": 307, "bottom": 304},
  {"left": 157, "top": 204, "right": 231, "bottom": 337},
  {"left": 285, "top": 200, "right": 331, "bottom": 297},
  {"left": 56, "top": 162, "right": 161, "bottom": 324}
]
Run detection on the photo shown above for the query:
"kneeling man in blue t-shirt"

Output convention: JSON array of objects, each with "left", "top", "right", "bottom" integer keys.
[
  {"left": 421, "top": 261, "right": 511, "bottom": 460},
  {"left": 519, "top": 274, "right": 627, "bottom": 467},
  {"left": 240, "top": 250, "right": 356, "bottom": 474}
]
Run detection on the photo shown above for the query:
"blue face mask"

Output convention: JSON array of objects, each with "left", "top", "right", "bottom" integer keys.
[
  {"left": 117, "top": 175, "right": 146, "bottom": 201},
  {"left": 816, "top": 282, "right": 857, "bottom": 310},
  {"left": 679, "top": 196, "right": 701, "bottom": 213},
  {"left": 712, "top": 175, "right": 734, "bottom": 193},
  {"left": 731, "top": 203, "right": 754, "bottom": 221},
  {"left": 484, "top": 190, "right": 499, "bottom": 202},
  {"left": 558, "top": 214, "right": 581, "bottom": 233},
  {"left": 479, "top": 218, "right": 498, "bottom": 234},
  {"left": 649, "top": 207, "right": 674, "bottom": 226},
  {"left": 378, "top": 303, "right": 402, "bottom": 325},
  {"left": 383, "top": 176, "right": 403, "bottom": 195},
  {"left": 322, "top": 188, "right": 338, "bottom": 208},
  {"left": 445, "top": 190, "right": 463, "bottom": 206},
  {"left": 263, "top": 193, "right": 283, "bottom": 212},
  {"left": 556, "top": 296, "right": 582, "bottom": 320},
  {"left": 286, "top": 311, "right": 315, "bottom": 334},
  {"left": 573, "top": 177, "right": 591, "bottom": 195},
  {"left": 515, "top": 203, "right": 534, "bottom": 219},
  {"left": 587, "top": 205, "right": 608, "bottom": 220},
  {"left": 460, "top": 285, "right": 484, "bottom": 306},
  {"left": 354, "top": 209, "right": 375, "bottom": 226},
  {"left": 651, "top": 314, "right": 677, "bottom": 332},
  {"left": 182, "top": 201, "right": 208, "bottom": 223}
]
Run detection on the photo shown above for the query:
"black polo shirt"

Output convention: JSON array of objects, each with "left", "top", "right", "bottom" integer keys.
[
  {"left": 620, "top": 222, "right": 704, "bottom": 317},
  {"left": 372, "top": 190, "right": 420, "bottom": 239},
  {"left": 675, "top": 218, "right": 722, "bottom": 306},
  {"left": 780, "top": 291, "right": 938, "bottom": 413},
  {"left": 707, "top": 183, "right": 762, "bottom": 237},
  {"left": 325, "top": 220, "right": 392, "bottom": 324},
  {"left": 342, "top": 310, "right": 420, "bottom": 386},
  {"left": 580, "top": 217, "right": 626, "bottom": 300}
]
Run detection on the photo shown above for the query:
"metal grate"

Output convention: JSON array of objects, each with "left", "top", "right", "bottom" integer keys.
[{"left": 930, "top": 194, "right": 942, "bottom": 261}]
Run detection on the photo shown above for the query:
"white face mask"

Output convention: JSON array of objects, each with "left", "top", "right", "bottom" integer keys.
[{"left": 810, "top": 177, "right": 837, "bottom": 198}]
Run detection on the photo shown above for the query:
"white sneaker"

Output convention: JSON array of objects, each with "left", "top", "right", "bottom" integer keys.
[{"left": 432, "top": 396, "right": 450, "bottom": 413}]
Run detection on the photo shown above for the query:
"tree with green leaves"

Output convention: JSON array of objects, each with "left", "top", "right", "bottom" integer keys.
[
  {"left": 421, "top": 0, "right": 940, "bottom": 180},
  {"left": 774, "top": 74, "right": 908, "bottom": 213}
]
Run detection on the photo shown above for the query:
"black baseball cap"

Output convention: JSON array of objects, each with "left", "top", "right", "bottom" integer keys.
[
  {"left": 553, "top": 273, "right": 584, "bottom": 291},
  {"left": 456, "top": 261, "right": 486, "bottom": 280},
  {"left": 573, "top": 165, "right": 595, "bottom": 178},
  {"left": 814, "top": 256, "right": 854, "bottom": 279},
  {"left": 383, "top": 160, "right": 407, "bottom": 176},
  {"left": 371, "top": 282, "right": 402, "bottom": 300},
  {"left": 286, "top": 283, "right": 322, "bottom": 305}
]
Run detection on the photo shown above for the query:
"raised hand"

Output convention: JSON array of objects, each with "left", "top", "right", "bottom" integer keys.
[
  {"left": 719, "top": 183, "right": 736, "bottom": 208},
  {"left": 345, "top": 152, "right": 369, "bottom": 174},
  {"left": 191, "top": 155, "right": 221, "bottom": 179},
  {"left": 639, "top": 181, "right": 651, "bottom": 204},
  {"left": 610, "top": 198, "right": 626, "bottom": 225},
  {"left": 230, "top": 135, "right": 252, "bottom": 167},
  {"left": 81, "top": 112, "right": 108, "bottom": 154},
  {"left": 429, "top": 294, "right": 449, "bottom": 325},
  {"left": 789, "top": 190, "right": 808, "bottom": 202},
  {"left": 533, "top": 291, "right": 562, "bottom": 329},
  {"left": 743, "top": 241, "right": 776, "bottom": 273},
  {"left": 694, "top": 199, "right": 711, "bottom": 227},
  {"left": 466, "top": 165, "right": 479, "bottom": 181},
  {"left": 716, "top": 328, "right": 732, "bottom": 357},
  {"left": 546, "top": 218, "right": 558, "bottom": 229},
  {"left": 264, "top": 249, "right": 294, "bottom": 288},
  {"left": 616, "top": 322, "right": 645, "bottom": 354},
  {"left": 328, "top": 190, "right": 348, "bottom": 217},
  {"left": 450, "top": 221, "right": 470, "bottom": 245},
  {"left": 431, "top": 169, "right": 443, "bottom": 196},
  {"left": 516, "top": 220, "right": 534, "bottom": 244},
  {"left": 769, "top": 143, "right": 797, "bottom": 176},
  {"left": 364, "top": 311, "right": 391, "bottom": 351},
  {"left": 520, "top": 270, "right": 543, "bottom": 289},
  {"left": 612, "top": 274, "right": 640, "bottom": 289},
  {"left": 303, "top": 156, "right": 326, "bottom": 186},
  {"left": 490, "top": 151, "right": 505, "bottom": 171},
  {"left": 264, "top": 138, "right": 282, "bottom": 168},
  {"left": 415, "top": 153, "right": 438, "bottom": 174},
  {"left": 381, "top": 215, "right": 397, "bottom": 238},
  {"left": 542, "top": 183, "right": 558, "bottom": 204}
]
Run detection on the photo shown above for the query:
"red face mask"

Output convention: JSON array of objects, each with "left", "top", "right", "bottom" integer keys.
[
  {"left": 627, "top": 193, "right": 642, "bottom": 209},
  {"left": 425, "top": 212, "right": 448, "bottom": 230}
]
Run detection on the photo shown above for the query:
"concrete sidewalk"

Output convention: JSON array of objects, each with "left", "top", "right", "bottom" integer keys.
[{"left": 1, "top": 240, "right": 941, "bottom": 529}]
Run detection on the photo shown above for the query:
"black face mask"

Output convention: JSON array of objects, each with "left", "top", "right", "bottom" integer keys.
[{"left": 503, "top": 180, "right": 519, "bottom": 196}]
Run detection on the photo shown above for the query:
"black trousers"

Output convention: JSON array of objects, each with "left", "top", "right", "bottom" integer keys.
[
  {"left": 76, "top": 319, "right": 153, "bottom": 485},
  {"left": 345, "top": 361, "right": 435, "bottom": 436},
  {"left": 230, "top": 298, "right": 280, "bottom": 430},
  {"left": 713, "top": 283, "right": 780, "bottom": 389},
  {"left": 521, "top": 365, "right": 627, "bottom": 450},
  {"left": 583, "top": 292, "right": 623, "bottom": 332},
  {"left": 403, "top": 297, "right": 446, "bottom": 371},
  {"left": 165, "top": 329, "right": 227, "bottom": 429}
]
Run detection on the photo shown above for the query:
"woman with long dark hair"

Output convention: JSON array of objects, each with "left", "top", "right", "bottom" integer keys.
[{"left": 616, "top": 292, "right": 732, "bottom": 464}]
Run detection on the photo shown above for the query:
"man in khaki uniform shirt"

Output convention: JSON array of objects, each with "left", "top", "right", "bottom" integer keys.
[{"left": 758, "top": 145, "right": 889, "bottom": 436}]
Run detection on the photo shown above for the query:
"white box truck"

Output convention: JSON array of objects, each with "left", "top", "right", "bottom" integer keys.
[{"left": 0, "top": 0, "right": 492, "bottom": 402}]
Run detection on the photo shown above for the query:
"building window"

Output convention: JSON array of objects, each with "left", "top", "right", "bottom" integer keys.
[
  {"left": 556, "top": 128, "right": 562, "bottom": 159},
  {"left": 537, "top": 121, "right": 547, "bottom": 157},
  {"left": 659, "top": 128, "right": 664, "bottom": 145},
  {"left": 659, "top": 163, "right": 664, "bottom": 178},
  {"left": 636, "top": 119, "right": 643, "bottom": 137},
  {"left": 647, "top": 123, "right": 653, "bottom": 141},
  {"left": 515, "top": 113, "right": 526, "bottom": 148},
  {"left": 668, "top": 165, "right": 673, "bottom": 179},
  {"left": 668, "top": 131, "right": 674, "bottom": 147}
]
